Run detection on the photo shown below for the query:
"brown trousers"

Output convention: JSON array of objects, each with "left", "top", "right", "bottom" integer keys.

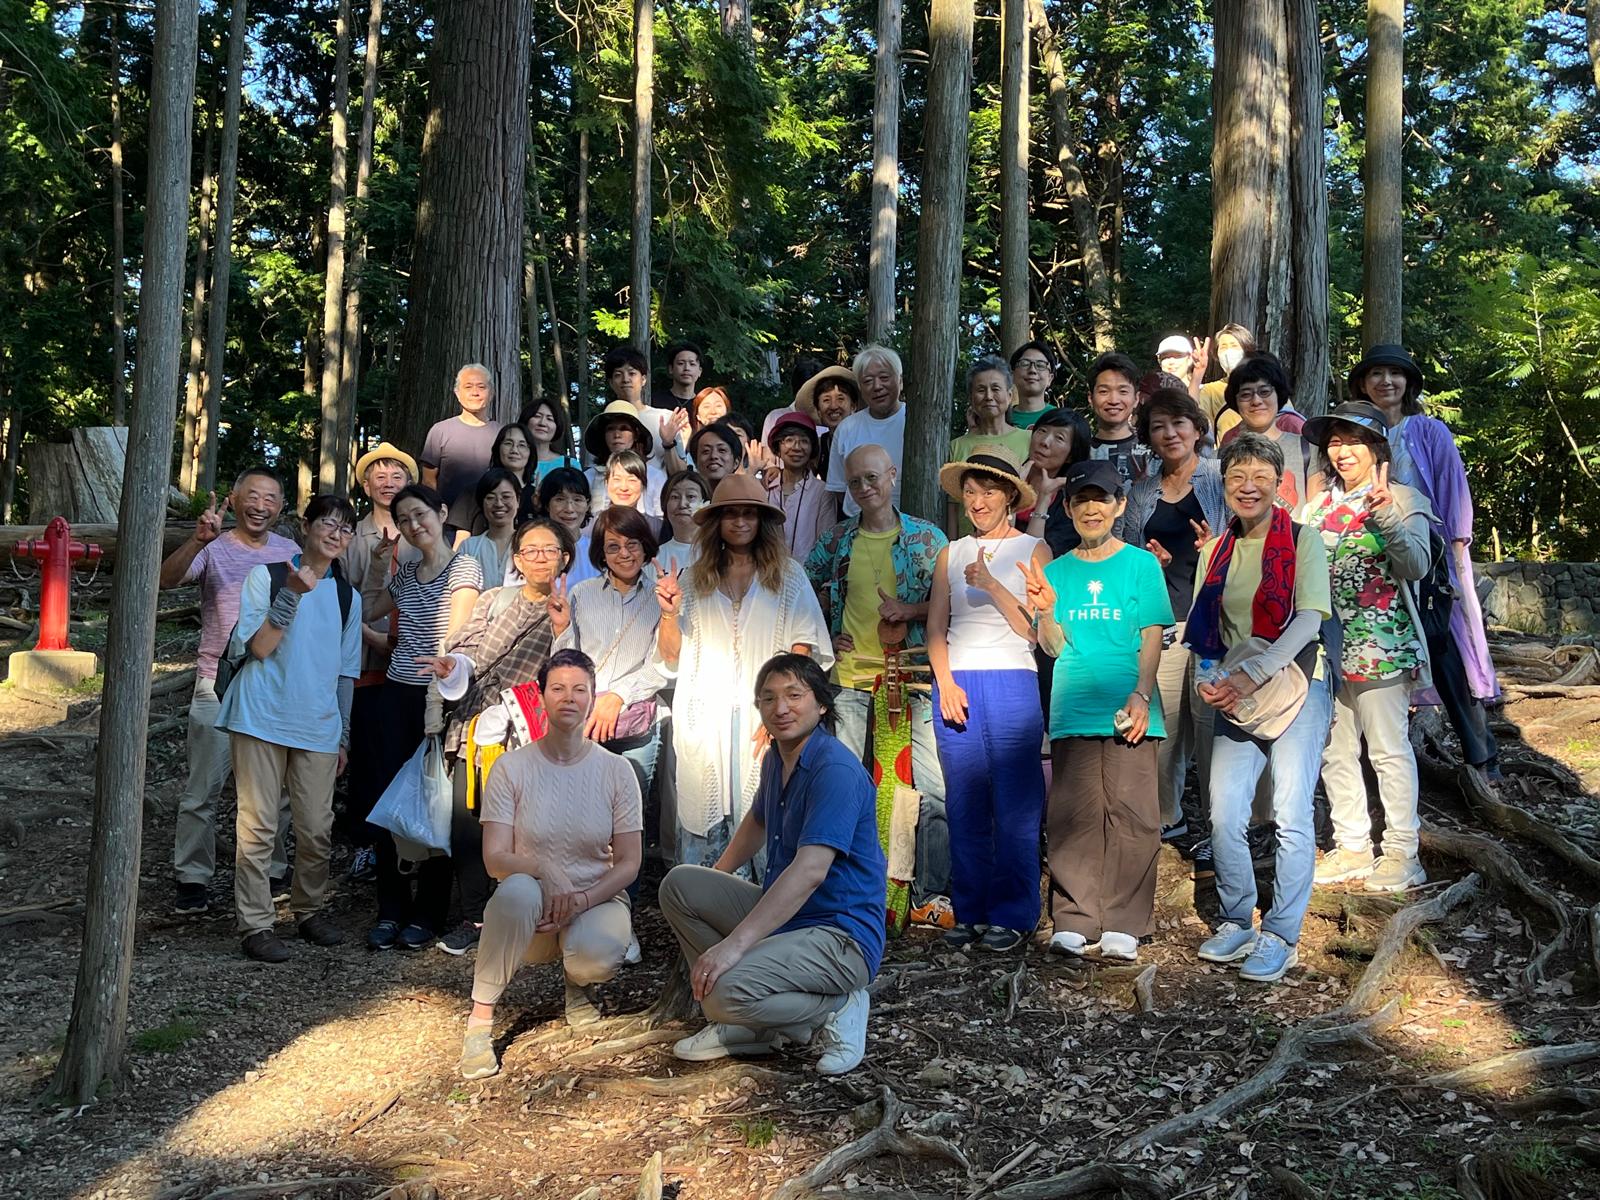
[{"left": 1046, "top": 736, "right": 1160, "bottom": 940}]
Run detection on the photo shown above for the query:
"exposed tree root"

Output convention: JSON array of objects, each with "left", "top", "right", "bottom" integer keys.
[
  {"left": 1264, "top": 1166, "right": 1322, "bottom": 1200},
  {"left": 1345, "top": 873, "right": 1480, "bottom": 1013},
  {"left": 1131, "top": 965, "right": 1157, "bottom": 1014},
  {"left": 1422, "top": 1040, "right": 1600, "bottom": 1090},
  {"left": 581, "top": 1062, "right": 792, "bottom": 1097},
  {"left": 1455, "top": 1152, "right": 1549, "bottom": 1200},
  {"left": 1003, "top": 958, "right": 1028, "bottom": 1022},
  {"left": 986, "top": 1161, "right": 1168, "bottom": 1199},
  {"left": 1420, "top": 822, "right": 1574, "bottom": 987},
  {"left": 563, "top": 1028, "right": 682, "bottom": 1064},
  {"left": 1494, "top": 1086, "right": 1600, "bottom": 1117},
  {"left": 769, "top": 1086, "right": 970, "bottom": 1200},
  {"left": 1588, "top": 904, "right": 1600, "bottom": 986}
]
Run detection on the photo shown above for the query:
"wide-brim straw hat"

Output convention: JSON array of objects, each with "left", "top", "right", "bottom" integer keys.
[
  {"left": 354, "top": 441, "right": 419, "bottom": 483},
  {"left": 583, "top": 400, "right": 656, "bottom": 462},
  {"left": 692, "top": 471, "right": 786, "bottom": 526},
  {"left": 938, "top": 444, "right": 1037, "bottom": 511},
  {"left": 793, "top": 365, "right": 858, "bottom": 419}
]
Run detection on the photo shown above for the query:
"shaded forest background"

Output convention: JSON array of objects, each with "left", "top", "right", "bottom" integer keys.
[{"left": 3, "top": 0, "right": 1599, "bottom": 556}]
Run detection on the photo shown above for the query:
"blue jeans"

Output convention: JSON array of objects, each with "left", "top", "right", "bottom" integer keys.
[
  {"left": 932, "top": 669, "right": 1046, "bottom": 933},
  {"left": 1206, "top": 672, "right": 1333, "bottom": 944}
]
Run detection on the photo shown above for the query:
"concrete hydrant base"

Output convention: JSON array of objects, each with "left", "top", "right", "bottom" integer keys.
[{"left": 7, "top": 649, "right": 99, "bottom": 691}]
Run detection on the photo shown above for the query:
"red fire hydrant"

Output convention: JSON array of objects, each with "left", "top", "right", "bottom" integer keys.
[{"left": 11, "top": 517, "right": 102, "bottom": 652}]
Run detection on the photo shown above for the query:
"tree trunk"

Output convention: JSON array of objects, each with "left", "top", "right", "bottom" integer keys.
[
  {"left": 0, "top": 403, "right": 21, "bottom": 524},
  {"left": 1209, "top": 0, "right": 1290, "bottom": 357},
  {"left": 998, "top": 0, "right": 1029, "bottom": 351},
  {"left": 576, "top": 124, "right": 591, "bottom": 418},
  {"left": 630, "top": 0, "right": 654, "bottom": 357},
  {"left": 339, "top": 0, "right": 382, "bottom": 472},
  {"left": 720, "top": 0, "right": 751, "bottom": 44},
  {"left": 524, "top": 227, "right": 544, "bottom": 404},
  {"left": 866, "top": 0, "right": 902, "bottom": 345},
  {"left": 1286, "top": 0, "right": 1330, "bottom": 415},
  {"left": 392, "top": 0, "right": 534, "bottom": 450},
  {"left": 1361, "top": 0, "right": 1403, "bottom": 349},
  {"left": 903, "top": 0, "right": 974, "bottom": 522},
  {"left": 317, "top": 0, "right": 353, "bottom": 493},
  {"left": 1589, "top": 0, "right": 1600, "bottom": 104},
  {"left": 108, "top": 10, "right": 127, "bottom": 425},
  {"left": 179, "top": 118, "right": 214, "bottom": 495},
  {"left": 1028, "top": 0, "right": 1112, "bottom": 351},
  {"left": 529, "top": 160, "right": 567, "bottom": 402},
  {"left": 199, "top": 0, "right": 249, "bottom": 494},
  {"left": 48, "top": 0, "right": 198, "bottom": 1109}
]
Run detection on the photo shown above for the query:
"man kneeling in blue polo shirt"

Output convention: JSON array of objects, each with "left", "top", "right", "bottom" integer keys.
[{"left": 660, "top": 652, "right": 887, "bottom": 1075}]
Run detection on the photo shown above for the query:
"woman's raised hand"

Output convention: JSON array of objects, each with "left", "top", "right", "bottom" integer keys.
[
  {"left": 547, "top": 575, "right": 571, "bottom": 634},
  {"left": 653, "top": 560, "right": 684, "bottom": 617},
  {"left": 964, "top": 547, "right": 998, "bottom": 592},
  {"left": 1189, "top": 518, "right": 1213, "bottom": 550},
  {"left": 1018, "top": 558, "right": 1056, "bottom": 614},
  {"left": 1364, "top": 462, "right": 1394, "bottom": 512},
  {"left": 1145, "top": 538, "right": 1174, "bottom": 568}
]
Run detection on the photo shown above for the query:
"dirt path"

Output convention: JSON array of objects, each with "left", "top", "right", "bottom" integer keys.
[{"left": 1, "top": 614, "right": 1597, "bottom": 1200}]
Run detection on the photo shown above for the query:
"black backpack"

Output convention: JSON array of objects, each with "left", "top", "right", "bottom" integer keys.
[
  {"left": 1413, "top": 529, "right": 1457, "bottom": 643},
  {"left": 214, "top": 561, "right": 354, "bottom": 699}
]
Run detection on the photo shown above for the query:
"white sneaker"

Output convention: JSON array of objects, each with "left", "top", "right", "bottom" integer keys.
[
  {"left": 1364, "top": 854, "right": 1426, "bottom": 893},
  {"left": 1314, "top": 846, "right": 1375, "bottom": 884},
  {"left": 1047, "top": 930, "right": 1090, "bottom": 957},
  {"left": 814, "top": 989, "right": 869, "bottom": 1076},
  {"left": 1097, "top": 932, "right": 1139, "bottom": 961},
  {"left": 673, "top": 1022, "right": 788, "bottom": 1062}
]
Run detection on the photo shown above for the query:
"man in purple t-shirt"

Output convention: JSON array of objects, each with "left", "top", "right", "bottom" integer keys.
[
  {"left": 159, "top": 467, "right": 301, "bottom": 915},
  {"left": 420, "top": 363, "right": 503, "bottom": 530}
]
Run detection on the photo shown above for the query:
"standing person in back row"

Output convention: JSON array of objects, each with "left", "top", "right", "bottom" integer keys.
[
  {"left": 826, "top": 345, "right": 906, "bottom": 517},
  {"left": 1086, "top": 352, "right": 1150, "bottom": 489},
  {"left": 421, "top": 363, "right": 504, "bottom": 531},
  {"left": 161, "top": 467, "right": 300, "bottom": 916},
  {"left": 1008, "top": 341, "right": 1060, "bottom": 429}
]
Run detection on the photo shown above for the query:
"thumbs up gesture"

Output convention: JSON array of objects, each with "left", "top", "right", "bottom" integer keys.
[{"left": 876, "top": 584, "right": 913, "bottom": 624}]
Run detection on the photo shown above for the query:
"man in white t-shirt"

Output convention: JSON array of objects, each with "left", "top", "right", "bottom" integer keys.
[{"left": 826, "top": 344, "right": 906, "bottom": 517}]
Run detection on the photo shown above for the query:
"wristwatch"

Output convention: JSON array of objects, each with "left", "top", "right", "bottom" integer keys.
[{"left": 1133, "top": 689, "right": 1152, "bottom": 704}]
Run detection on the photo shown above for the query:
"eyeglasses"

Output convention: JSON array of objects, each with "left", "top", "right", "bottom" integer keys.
[
  {"left": 1015, "top": 358, "right": 1052, "bottom": 371},
  {"left": 604, "top": 539, "right": 644, "bottom": 556},
  {"left": 1235, "top": 387, "right": 1277, "bottom": 404},
  {"left": 311, "top": 516, "right": 356, "bottom": 538},
  {"left": 516, "top": 545, "right": 564, "bottom": 560}
]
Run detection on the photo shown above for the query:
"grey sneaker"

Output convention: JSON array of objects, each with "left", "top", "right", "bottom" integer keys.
[
  {"left": 1315, "top": 847, "right": 1375, "bottom": 884},
  {"left": 673, "top": 1023, "right": 786, "bottom": 1062},
  {"left": 1198, "top": 921, "right": 1257, "bottom": 964},
  {"left": 459, "top": 1029, "right": 499, "bottom": 1080},
  {"left": 564, "top": 980, "right": 603, "bottom": 1027},
  {"left": 814, "top": 989, "right": 869, "bottom": 1075},
  {"left": 1238, "top": 931, "right": 1299, "bottom": 983},
  {"left": 1364, "top": 854, "right": 1426, "bottom": 893}
]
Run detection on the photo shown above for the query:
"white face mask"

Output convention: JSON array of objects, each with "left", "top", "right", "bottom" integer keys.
[{"left": 1219, "top": 348, "right": 1244, "bottom": 374}]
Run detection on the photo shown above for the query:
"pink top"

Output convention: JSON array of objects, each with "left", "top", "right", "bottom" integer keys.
[
  {"left": 768, "top": 474, "right": 837, "bottom": 562},
  {"left": 183, "top": 531, "right": 301, "bottom": 679}
]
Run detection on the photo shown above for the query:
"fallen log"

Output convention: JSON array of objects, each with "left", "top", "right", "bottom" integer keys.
[
  {"left": 0, "top": 522, "right": 194, "bottom": 562},
  {"left": 1502, "top": 684, "right": 1600, "bottom": 701},
  {"left": 1423, "top": 1040, "right": 1600, "bottom": 1090}
]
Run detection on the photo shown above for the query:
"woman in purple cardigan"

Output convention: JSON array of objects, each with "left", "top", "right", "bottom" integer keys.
[{"left": 1347, "top": 345, "right": 1499, "bottom": 774}]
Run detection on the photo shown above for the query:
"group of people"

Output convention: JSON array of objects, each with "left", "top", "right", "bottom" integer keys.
[{"left": 158, "top": 327, "right": 1501, "bottom": 1081}]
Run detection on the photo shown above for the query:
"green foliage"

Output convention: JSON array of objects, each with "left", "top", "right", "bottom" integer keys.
[
  {"left": 131, "top": 1018, "right": 203, "bottom": 1054},
  {"left": 733, "top": 1115, "right": 777, "bottom": 1148}
]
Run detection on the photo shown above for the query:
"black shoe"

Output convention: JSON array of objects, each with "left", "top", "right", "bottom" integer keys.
[
  {"left": 1160, "top": 819, "right": 1189, "bottom": 842},
  {"left": 398, "top": 923, "right": 434, "bottom": 951},
  {"left": 367, "top": 919, "right": 402, "bottom": 951},
  {"left": 347, "top": 846, "right": 378, "bottom": 883},
  {"left": 1247, "top": 824, "right": 1279, "bottom": 865},
  {"left": 438, "top": 922, "right": 481, "bottom": 956},
  {"left": 242, "top": 930, "right": 290, "bottom": 963},
  {"left": 1190, "top": 837, "right": 1215, "bottom": 878},
  {"left": 980, "top": 926, "right": 1026, "bottom": 952},
  {"left": 173, "top": 882, "right": 210, "bottom": 915},
  {"left": 270, "top": 874, "right": 293, "bottom": 903},
  {"left": 298, "top": 913, "right": 345, "bottom": 947},
  {"left": 941, "top": 923, "right": 980, "bottom": 949}
]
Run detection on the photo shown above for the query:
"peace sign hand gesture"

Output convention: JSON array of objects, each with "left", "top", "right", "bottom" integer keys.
[
  {"left": 1191, "top": 336, "right": 1211, "bottom": 379},
  {"left": 194, "top": 492, "right": 229, "bottom": 545},
  {"left": 1364, "top": 462, "right": 1394, "bottom": 512},
  {"left": 1018, "top": 558, "right": 1057, "bottom": 614},
  {"left": 1190, "top": 518, "right": 1213, "bottom": 550},
  {"left": 1146, "top": 538, "right": 1174, "bottom": 568},
  {"left": 547, "top": 575, "right": 571, "bottom": 635},
  {"left": 653, "top": 560, "right": 684, "bottom": 617},
  {"left": 375, "top": 527, "right": 401, "bottom": 562}
]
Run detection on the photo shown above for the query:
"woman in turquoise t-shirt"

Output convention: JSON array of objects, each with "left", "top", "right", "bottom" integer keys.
[{"left": 1025, "top": 459, "right": 1171, "bottom": 964}]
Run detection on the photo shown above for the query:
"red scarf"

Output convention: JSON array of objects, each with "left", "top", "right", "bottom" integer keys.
[{"left": 1184, "top": 506, "right": 1298, "bottom": 660}]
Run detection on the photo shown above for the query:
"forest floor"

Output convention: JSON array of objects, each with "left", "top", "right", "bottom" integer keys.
[{"left": 0, "top": 580, "right": 1598, "bottom": 1200}]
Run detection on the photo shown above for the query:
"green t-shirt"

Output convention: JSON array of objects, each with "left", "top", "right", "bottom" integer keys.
[
  {"left": 1044, "top": 545, "right": 1174, "bottom": 740},
  {"left": 1009, "top": 405, "right": 1059, "bottom": 430},
  {"left": 837, "top": 526, "right": 899, "bottom": 688}
]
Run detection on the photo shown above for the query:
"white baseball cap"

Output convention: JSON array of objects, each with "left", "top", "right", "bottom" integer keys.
[{"left": 1156, "top": 335, "right": 1193, "bottom": 359}]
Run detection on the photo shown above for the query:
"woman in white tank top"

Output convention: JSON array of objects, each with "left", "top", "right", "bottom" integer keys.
[{"left": 926, "top": 447, "right": 1052, "bottom": 953}]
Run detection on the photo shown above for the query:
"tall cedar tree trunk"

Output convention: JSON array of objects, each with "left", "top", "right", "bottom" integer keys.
[
  {"left": 531, "top": 166, "right": 568, "bottom": 400},
  {"left": 109, "top": 11, "right": 127, "bottom": 424},
  {"left": 903, "top": 0, "right": 974, "bottom": 521},
  {"left": 630, "top": 0, "right": 654, "bottom": 357},
  {"left": 575, "top": 125, "right": 591, "bottom": 418},
  {"left": 1209, "top": 0, "right": 1290, "bottom": 358},
  {"left": 998, "top": 0, "right": 1028, "bottom": 351},
  {"left": 48, "top": 0, "right": 198, "bottom": 1107},
  {"left": 180, "top": 119, "right": 214, "bottom": 494},
  {"left": 338, "top": 0, "right": 382, "bottom": 471},
  {"left": 1589, "top": 0, "right": 1600, "bottom": 103},
  {"left": 524, "top": 227, "right": 544, "bottom": 403},
  {"left": 1361, "top": 0, "right": 1403, "bottom": 349},
  {"left": 866, "top": 0, "right": 901, "bottom": 345},
  {"left": 0, "top": 406, "right": 20, "bottom": 522},
  {"left": 393, "top": 0, "right": 534, "bottom": 449},
  {"left": 721, "top": 0, "right": 751, "bottom": 44},
  {"left": 199, "top": 0, "right": 248, "bottom": 494},
  {"left": 1287, "top": 0, "right": 1330, "bottom": 414},
  {"left": 1028, "top": 0, "right": 1112, "bottom": 351},
  {"left": 317, "top": 0, "right": 353, "bottom": 491}
]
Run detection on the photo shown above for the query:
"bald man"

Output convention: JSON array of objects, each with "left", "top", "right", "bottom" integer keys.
[{"left": 802, "top": 445, "right": 951, "bottom": 927}]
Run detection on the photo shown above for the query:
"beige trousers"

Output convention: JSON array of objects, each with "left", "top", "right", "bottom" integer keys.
[
  {"left": 472, "top": 874, "right": 634, "bottom": 1005},
  {"left": 231, "top": 732, "right": 337, "bottom": 934},
  {"left": 176, "top": 678, "right": 290, "bottom": 884}
]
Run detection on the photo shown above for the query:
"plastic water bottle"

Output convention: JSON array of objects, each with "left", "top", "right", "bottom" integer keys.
[
  {"left": 1235, "top": 694, "right": 1259, "bottom": 721},
  {"left": 1196, "top": 658, "right": 1223, "bottom": 688}
]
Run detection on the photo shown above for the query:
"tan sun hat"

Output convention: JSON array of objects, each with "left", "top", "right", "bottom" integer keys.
[
  {"left": 793, "top": 365, "right": 859, "bottom": 419},
  {"left": 692, "top": 471, "right": 787, "bottom": 525},
  {"left": 354, "top": 441, "right": 419, "bottom": 484},
  {"left": 938, "top": 444, "right": 1037, "bottom": 511}
]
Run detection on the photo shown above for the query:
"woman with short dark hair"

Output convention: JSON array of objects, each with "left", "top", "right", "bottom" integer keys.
[
  {"left": 518, "top": 395, "right": 580, "bottom": 487},
  {"left": 1220, "top": 353, "right": 1317, "bottom": 508},
  {"left": 540, "top": 466, "right": 600, "bottom": 587},
  {"left": 460, "top": 468, "right": 521, "bottom": 586},
  {"left": 489, "top": 424, "right": 539, "bottom": 524}
]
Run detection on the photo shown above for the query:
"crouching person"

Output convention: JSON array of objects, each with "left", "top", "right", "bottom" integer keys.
[
  {"left": 459, "top": 649, "right": 642, "bottom": 1081},
  {"left": 662, "top": 653, "right": 886, "bottom": 1076}
]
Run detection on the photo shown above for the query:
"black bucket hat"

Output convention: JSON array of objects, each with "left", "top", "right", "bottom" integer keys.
[
  {"left": 1302, "top": 400, "right": 1392, "bottom": 449},
  {"left": 1346, "top": 344, "right": 1423, "bottom": 402}
]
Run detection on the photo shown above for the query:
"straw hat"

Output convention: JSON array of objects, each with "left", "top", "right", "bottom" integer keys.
[
  {"left": 692, "top": 472, "right": 786, "bottom": 526},
  {"left": 354, "top": 441, "right": 418, "bottom": 483},
  {"left": 583, "top": 400, "right": 656, "bottom": 462},
  {"left": 793, "top": 365, "right": 858, "bottom": 419},
  {"left": 937, "top": 444, "right": 1037, "bottom": 511}
]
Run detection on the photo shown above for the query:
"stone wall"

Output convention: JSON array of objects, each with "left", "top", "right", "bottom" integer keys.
[{"left": 1479, "top": 561, "right": 1600, "bottom": 636}]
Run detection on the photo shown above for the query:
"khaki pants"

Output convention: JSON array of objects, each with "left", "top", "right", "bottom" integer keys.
[
  {"left": 1322, "top": 676, "right": 1419, "bottom": 860},
  {"left": 176, "top": 678, "right": 289, "bottom": 884},
  {"left": 472, "top": 874, "right": 634, "bottom": 1005},
  {"left": 1046, "top": 736, "right": 1160, "bottom": 939},
  {"left": 231, "top": 732, "right": 337, "bottom": 934},
  {"left": 658, "top": 865, "right": 868, "bottom": 1032},
  {"left": 1154, "top": 625, "right": 1213, "bottom": 827}
]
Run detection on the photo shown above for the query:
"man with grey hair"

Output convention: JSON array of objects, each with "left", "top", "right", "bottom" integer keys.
[
  {"left": 826, "top": 344, "right": 906, "bottom": 517},
  {"left": 421, "top": 362, "right": 503, "bottom": 529}
]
